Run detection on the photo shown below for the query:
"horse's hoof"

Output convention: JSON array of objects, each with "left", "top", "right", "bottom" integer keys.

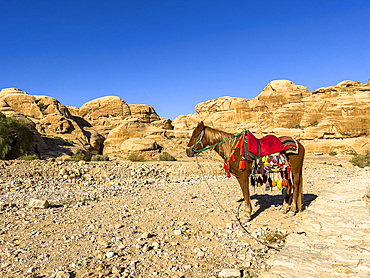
[
  {"left": 240, "top": 216, "right": 251, "bottom": 224},
  {"left": 287, "top": 211, "right": 296, "bottom": 217},
  {"left": 280, "top": 209, "right": 288, "bottom": 214}
]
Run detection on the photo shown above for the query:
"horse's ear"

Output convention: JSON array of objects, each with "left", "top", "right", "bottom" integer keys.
[{"left": 199, "top": 121, "right": 205, "bottom": 129}]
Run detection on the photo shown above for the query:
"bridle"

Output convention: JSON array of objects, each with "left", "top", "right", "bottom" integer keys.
[
  {"left": 187, "top": 129, "right": 205, "bottom": 154},
  {"left": 187, "top": 128, "right": 248, "bottom": 155}
]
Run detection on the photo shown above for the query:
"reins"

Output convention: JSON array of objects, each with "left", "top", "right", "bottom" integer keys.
[
  {"left": 190, "top": 129, "right": 247, "bottom": 154},
  {"left": 195, "top": 153, "right": 281, "bottom": 251}
]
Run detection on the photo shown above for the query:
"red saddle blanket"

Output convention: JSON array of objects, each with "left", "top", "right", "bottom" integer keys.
[{"left": 247, "top": 131, "right": 286, "bottom": 157}]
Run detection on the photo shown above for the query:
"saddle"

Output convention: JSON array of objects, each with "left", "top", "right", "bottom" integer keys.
[
  {"left": 243, "top": 131, "right": 299, "bottom": 161},
  {"left": 224, "top": 131, "right": 298, "bottom": 192}
]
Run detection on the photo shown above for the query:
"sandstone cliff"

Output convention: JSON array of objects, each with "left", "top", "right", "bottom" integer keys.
[
  {"left": 172, "top": 79, "right": 370, "bottom": 154},
  {"left": 0, "top": 89, "right": 172, "bottom": 159},
  {"left": 1, "top": 78, "right": 369, "bottom": 159}
]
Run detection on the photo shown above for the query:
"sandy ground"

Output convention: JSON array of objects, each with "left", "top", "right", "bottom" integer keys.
[{"left": 0, "top": 153, "right": 362, "bottom": 278}]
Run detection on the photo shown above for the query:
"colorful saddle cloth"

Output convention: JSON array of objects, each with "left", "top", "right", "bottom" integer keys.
[
  {"left": 278, "top": 136, "right": 299, "bottom": 154},
  {"left": 247, "top": 131, "right": 286, "bottom": 157}
]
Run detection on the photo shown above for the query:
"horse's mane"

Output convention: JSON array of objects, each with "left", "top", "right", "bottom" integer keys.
[{"left": 203, "top": 126, "right": 235, "bottom": 158}]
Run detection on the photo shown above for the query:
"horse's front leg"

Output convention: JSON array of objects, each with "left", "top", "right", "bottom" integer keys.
[{"left": 237, "top": 172, "right": 252, "bottom": 221}]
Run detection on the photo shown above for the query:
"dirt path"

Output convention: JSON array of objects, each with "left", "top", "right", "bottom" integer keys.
[{"left": 0, "top": 155, "right": 363, "bottom": 277}]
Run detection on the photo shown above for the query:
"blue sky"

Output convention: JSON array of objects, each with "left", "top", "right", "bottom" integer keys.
[{"left": 1, "top": 0, "right": 370, "bottom": 120}]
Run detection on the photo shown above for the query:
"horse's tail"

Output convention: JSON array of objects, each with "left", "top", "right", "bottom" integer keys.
[{"left": 297, "top": 169, "right": 304, "bottom": 211}]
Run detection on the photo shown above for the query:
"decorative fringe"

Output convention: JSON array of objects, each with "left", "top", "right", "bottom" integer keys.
[
  {"left": 239, "top": 160, "right": 246, "bottom": 170},
  {"left": 276, "top": 179, "right": 282, "bottom": 190},
  {"left": 224, "top": 162, "right": 231, "bottom": 178},
  {"left": 257, "top": 176, "right": 263, "bottom": 187}
]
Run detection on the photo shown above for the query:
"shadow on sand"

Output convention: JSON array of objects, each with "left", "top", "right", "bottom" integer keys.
[{"left": 238, "top": 193, "right": 318, "bottom": 220}]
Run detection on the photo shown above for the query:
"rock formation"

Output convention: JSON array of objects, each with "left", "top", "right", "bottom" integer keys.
[
  {"left": 0, "top": 89, "right": 172, "bottom": 159},
  {"left": 172, "top": 79, "right": 370, "bottom": 153},
  {"left": 1, "top": 78, "right": 369, "bottom": 159}
]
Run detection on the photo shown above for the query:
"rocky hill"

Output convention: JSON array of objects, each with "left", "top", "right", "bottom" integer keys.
[
  {"left": 172, "top": 79, "right": 370, "bottom": 154},
  {"left": 0, "top": 79, "right": 369, "bottom": 159}
]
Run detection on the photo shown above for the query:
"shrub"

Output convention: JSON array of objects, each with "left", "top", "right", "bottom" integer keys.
[
  {"left": 65, "top": 152, "right": 87, "bottom": 162},
  {"left": 329, "top": 151, "right": 337, "bottom": 156},
  {"left": 19, "top": 154, "right": 38, "bottom": 161},
  {"left": 350, "top": 150, "right": 370, "bottom": 168},
  {"left": 158, "top": 152, "right": 176, "bottom": 161},
  {"left": 289, "top": 124, "right": 304, "bottom": 129},
  {"left": 91, "top": 154, "right": 109, "bottom": 161},
  {"left": 309, "top": 120, "right": 319, "bottom": 127},
  {"left": 128, "top": 153, "right": 145, "bottom": 162},
  {"left": 0, "top": 112, "right": 34, "bottom": 159}
]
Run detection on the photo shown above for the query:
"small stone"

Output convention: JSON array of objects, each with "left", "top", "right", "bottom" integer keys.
[
  {"left": 174, "top": 229, "right": 182, "bottom": 236},
  {"left": 142, "top": 245, "right": 150, "bottom": 252},
  {"left": 27, "top": 267, "right": 35, "bottom": 273},
  {"left": 151, "top": 242, "right": 160, "bottom": 248},
  {"left": 140, "top": 232, "right": 152, "bottom": 239},
  {"left": 218, "top": 269, "right": 241, "bottom": 278},
  {"left": 55, "top": 271, "right": 71, "bottom": 278},
  {"left": 197, "top": 250, "right": 205, "bottom": 257},
  {"left": 112, "top": 265, "right": 124, "bottom": 275},
  {"left": 130, "top": 260, "right": 138, "bottom": 271},
  {"left": 29, "top": 198, "right": 49, "bottom": 209},
  {"left": 106, "top": 251, "right": 115, "bottom": 258}
]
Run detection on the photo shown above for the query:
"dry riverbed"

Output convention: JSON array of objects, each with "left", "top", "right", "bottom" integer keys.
[{"left": 0, "top": 154, "right": 362, "bottom": 278}]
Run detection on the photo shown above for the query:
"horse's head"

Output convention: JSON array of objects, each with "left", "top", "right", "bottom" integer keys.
[{"left": 186, "top": 121, "right": 206, "bottom": 157}]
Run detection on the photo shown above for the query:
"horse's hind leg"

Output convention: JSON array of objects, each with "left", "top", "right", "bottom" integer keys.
[
  {"left": 288, "top": 171, "right": 301, "bottom": 215},
  {"left": 281, "top": 183, "right": 291, "bottom": 213}
]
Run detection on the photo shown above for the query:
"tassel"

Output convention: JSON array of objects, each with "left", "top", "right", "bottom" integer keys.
[
  {"left": 231, "top": 154, "right": 236, "bottom": 162},
  {"left": 268, "top": 177, "right": 272, "bottom": 185},
  {"left": 277, "top": 179, "right": 282, "bottom": 190},
  {"left": 251, "top": 177, "right": 255, "bottom": 187},
  {"left": 257, "top": 176, "right": 263, "bottom": 187},
  {"left": 239, "top": 160, "right": 246, "bottom": 170},
  {"left": 224, "top": 162, "right": 231, "bottom": 178},
  {"left": 263, "top": 174, "right": 267, "bottom": 184},
  {"left": 282, "top": 178, "right": 289, "bottom": 187}
]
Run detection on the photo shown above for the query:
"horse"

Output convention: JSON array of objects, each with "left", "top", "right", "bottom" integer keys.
[{"left": 186, "top": 121, "right": 305, "bottom": 221}]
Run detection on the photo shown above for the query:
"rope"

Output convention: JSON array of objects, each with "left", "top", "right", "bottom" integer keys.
[
  {"left": 195, "top": 154, "right": 281, "bottom": 251},
  {"left": 196, "top": 130, "right": 247, "bottom": 153}
]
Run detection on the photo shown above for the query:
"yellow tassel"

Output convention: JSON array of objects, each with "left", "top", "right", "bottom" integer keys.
[{"left": 277, "top": 179, "right": 282, "bottom": 190}]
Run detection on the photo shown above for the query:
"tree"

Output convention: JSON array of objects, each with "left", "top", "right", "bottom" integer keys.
[{"left": 0, "top": 112, "right": 34, "bottom": 159}]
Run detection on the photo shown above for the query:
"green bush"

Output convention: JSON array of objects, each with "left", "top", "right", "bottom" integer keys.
[
  {"left": 309, "top": 120, "right": 319, "bottom": 127},
  {"left": 19, "top": 154, "right": 38, "bottom": 161},
  {"left": 289, "top": 124, "right": 304, "bottom": 129},
  {"left": 329, "top": 151, "right": 337, "bottom": 156},
  {"left": 0, "top": 112, "right": 34, "bottom": 159},
  {"left": 91, "top": 154, "right": 109, "bottom": 161},
  {"left": 65, "top": 152, "right": 87, "bottom": 162},
  {"left": 350, "top": 150, "right": 370, "bottom": 168},
  {"left": 128, "top": 153, "right": 145, "bottom": 162},
  {"left": 158, "top": 152, "right": 176, "bottom": 161}
]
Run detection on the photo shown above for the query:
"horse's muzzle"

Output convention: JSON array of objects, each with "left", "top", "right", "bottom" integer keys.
[{"left": 186, "top": 147, "right": 195, "bottom": 157}]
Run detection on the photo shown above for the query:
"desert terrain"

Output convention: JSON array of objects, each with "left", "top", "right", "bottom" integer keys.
[{"left": 1, "top": 152, "right": 367, "bottom": 278}]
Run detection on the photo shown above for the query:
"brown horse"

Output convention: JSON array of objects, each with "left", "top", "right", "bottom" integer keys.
[{"left": 186, "top": 122, "right": 305, "bottom": 221}]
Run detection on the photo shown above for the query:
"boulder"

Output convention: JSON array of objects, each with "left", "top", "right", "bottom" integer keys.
[
  {"left": 128, "top": 104, "right": 160, "bottom": 123},
  {"left": 120, "top": 138, "right": 158, "bottom": 152},
  {"left": 78, "top": 96, "right": 131, "bottom": 120}
]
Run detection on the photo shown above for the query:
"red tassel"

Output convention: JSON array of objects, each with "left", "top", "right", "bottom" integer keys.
[
  {"left": 282, "top": 178, "right": 289, "bottom": 186},
  {"left": 224, "top": 162, "right": 231, "bottom": 178},
  {"left": 231, "top": 154, "right": 236, "bottom": 162},
  {"left": 239, "top": 160, "right": 246, "bottom": 170}
]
